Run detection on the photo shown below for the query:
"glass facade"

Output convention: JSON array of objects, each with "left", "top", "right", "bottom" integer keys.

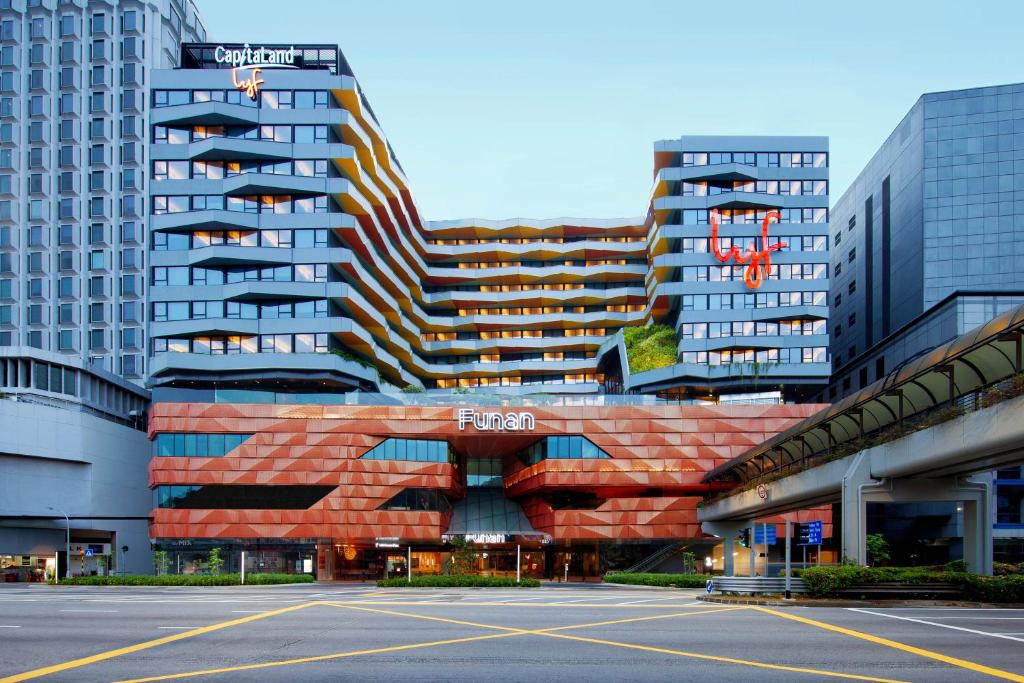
[
  {"left": 359, "top": 438, "right": 454, "bottom": 463},
  {"left": 154, "top": 484, "right": 333, "bottom": 510},
  {"left": 377, "top": 488, "right": 452, "bottom": 514},
  {"left": 153, "top": 433, "right": 252, "bottom": 457},
  {"left": 517, "top": 436, "right": 610, "bottom": 465}
]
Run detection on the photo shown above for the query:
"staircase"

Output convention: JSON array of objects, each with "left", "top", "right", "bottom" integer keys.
[{"left": 621, "top": 541, "right": 686, "bottom": 574}]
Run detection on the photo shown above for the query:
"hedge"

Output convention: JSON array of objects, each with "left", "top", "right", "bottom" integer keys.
[
  {"left": 795, "top": 566, "right": 1024, "bottom": 602},
  {"left": 377, "top": 575, "right": 540, "bottom": 588},
  {"left": 602, "top": 572, "right": 708, "bottom": 588},
  {"left": 61, "top": 573, "right": 314, "bottom": 586}
]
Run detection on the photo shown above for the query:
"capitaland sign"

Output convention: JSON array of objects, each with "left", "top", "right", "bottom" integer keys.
[
  {"left": 214, "top": 44, "right": 298, "bottom": 69},
  {"left": 215, "top": 44, "right": 298, "bottom": 102},
  {"left": 456, "top": 408, "right": 535, "bottom": 432}
]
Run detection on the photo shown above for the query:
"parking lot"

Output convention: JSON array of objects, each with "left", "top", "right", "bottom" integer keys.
[{"left": 0, "top": 583, "right": 1023, "bottom": 682}]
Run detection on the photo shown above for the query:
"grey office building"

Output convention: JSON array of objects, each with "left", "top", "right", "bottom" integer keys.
[
  {"left": 0, "top": 0, "right": 206, "bottom": 579},
  {"left": 825, "top": 82, "right": 1024, "bottom": 563},
  {"left": 0, "top": 0, "right": 206, "bottom": 382}
]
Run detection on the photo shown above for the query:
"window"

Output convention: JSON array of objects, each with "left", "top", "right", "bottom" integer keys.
[
  {"left": 848, "top": 280, "right": 857, "bottom": 295},
  {"left": 360, "top": 438, "right": 454, "bottom": 463},
  {"left": 58, "top": 276, "right": 73, "bottom": 297},
  {"left": 89, "top": 329, "right": 105, "bottom": 350},
  {"left": 89, "top": 302, "right": 104, "bottom": 323},
  {"left": 153, "top": 433, "right": 254, "bottom": 458},
  {"left": 848, "top": 248, "right": 856, "bottom": 263},
  {"left": 58, "top": 304, "right": 74, "bottom": 324},
  {"left": 517, "top": 436, "right": 610, "bottom": 465},
  {"left": 60, "top": 15, "right": 76, "bottom": 37},
  {"left": 58, "top": 329, "right": 75, "bottom": 350}
]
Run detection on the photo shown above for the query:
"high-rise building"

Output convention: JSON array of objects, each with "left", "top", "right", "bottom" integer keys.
[
  {"left": 147, "top": 47, "right": 830, "bottom": 400},
  {"left": 0, "top": 0, "right": 207, "bottom": 382},
  {"left": 636, "top": 136, "right": 831, "bottom": 399},
  {"left": 826, "top": 82, "right": 1024, "bottom": 563},
  {"left": 141, "top": 43, "right": 833, "bottom": 579}
]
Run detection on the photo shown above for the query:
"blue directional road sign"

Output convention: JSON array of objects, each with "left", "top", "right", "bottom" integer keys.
[
  {"left": 754, "top": 526, "right": 777, "bottom": 545},
  {"left": 84, "top": 548, "right": 94, "bottom": 557},
  {"left": 798, "top": 520, "right": 823, "bottom": 546}
]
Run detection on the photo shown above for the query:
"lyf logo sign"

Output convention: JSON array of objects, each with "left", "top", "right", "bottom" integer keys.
[{"left": 709, "top": 209, "right": 786, "bottom": 289}]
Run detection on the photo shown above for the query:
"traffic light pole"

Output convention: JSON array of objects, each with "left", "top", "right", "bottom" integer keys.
[{"left": 748, "top": 524, "right": 756, "bottom": 577}]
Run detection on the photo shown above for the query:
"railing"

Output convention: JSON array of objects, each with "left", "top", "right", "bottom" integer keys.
[
  {"left": 711, "top": 576, "right": 808, "bottom": 595},
  {"left": 153, "top": 388, "right": 792, "bottom": 408}
]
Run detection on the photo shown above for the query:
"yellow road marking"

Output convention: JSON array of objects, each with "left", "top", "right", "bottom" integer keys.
[
  {"left": 542, "top": 632, "right": 908, "bottom": 683},
  {"left": 327, "top": 601, "right": 745, "bottom": 634},
  {"left": 341, "top": 599, "right": 707, "bottom": 608},
  {"left": 755, "top": 607, "right": 1024, "bottom": 683},
  {"left": 0, "top": 601, "right": 319, "bottom": 683},
  {"left": 114, "top": 603, "right": 899, "bottom": 683},
  {"left": 113, "top": 632, "right": 523, "bottom": 683}
]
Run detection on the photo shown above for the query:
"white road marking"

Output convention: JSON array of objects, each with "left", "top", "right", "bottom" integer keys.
[
  {"left": 58, "top": 609, "right": 119, "bottom": 613},
  {"left": 230, "top": 610, "right": 268, "bottom": 613},
  {"left": 920, "top": 616, "right": 1024, "bottom": 620},
  {"left": 0, "top": 625, "right": 21, "bottom": 628},
  {"left": 849, "top": 608, "right": 1024, "bottom": 643}
]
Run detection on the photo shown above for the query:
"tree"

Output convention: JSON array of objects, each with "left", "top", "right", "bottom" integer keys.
[
  {"left": 153, "top": 550, "right": 168, "bottom": 576},
  {"left": 443, "top": 536, "right": 476, "bottom": 576},
  {"left": 865, "top": 533, "right": 890, "bottom": 566},
  {"left": 207, "top": 547, "right": 224, "bottom": 575}
]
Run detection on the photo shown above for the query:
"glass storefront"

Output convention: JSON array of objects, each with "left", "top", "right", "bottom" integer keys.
[{"left": 1, "top": 555, "right": 55, "bottom": 582}]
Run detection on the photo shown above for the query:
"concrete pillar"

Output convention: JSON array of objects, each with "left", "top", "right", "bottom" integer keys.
[
  {"left": 840, "top": 452, "right": 872, "bottom": 565},
  {"left": 840, "top": 460, "right": 994, "bottom": 575}
]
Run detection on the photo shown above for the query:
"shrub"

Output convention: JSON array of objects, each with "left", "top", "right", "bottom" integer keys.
[
  {"left": 622, "top": 324, "right": 677, "bottom": 374},
  {"left": 376, "top": 575, "right": 540, "bottom": 588},
  {"left": 60, "top": 573, "right": 313, "bottom": 586},
  {"left": 865, "top": 533, "right": 890, "bottom": 565},
  {"left": 796, "top": 566, "right": 1024, "bottom": 602},
  {"left": 602, "top": 573, "right": 708, "bottom": 588}
]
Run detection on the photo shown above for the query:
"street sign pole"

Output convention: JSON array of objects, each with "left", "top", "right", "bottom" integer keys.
[
  {"left": 240, "top": 550, "right": 246, "bottom": 585},
  {"left": 762, "top": 522, "right": 768, "bottom": 577},
  {"left": 748, "top": 524, "right": 755, "bottom": 577},
  {"left": 516, "top": 544, "right": 521, "bottom": 584},
  {"left": 784, "top": 521, "right": 791, "bottom": 599},
  {"left": 407, "top": 546, "right": 412, "bottom": 582}
]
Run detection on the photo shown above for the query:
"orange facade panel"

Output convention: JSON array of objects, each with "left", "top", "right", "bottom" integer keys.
[{"left": 149, "top": 402, "right": 825, "bottom": 543}]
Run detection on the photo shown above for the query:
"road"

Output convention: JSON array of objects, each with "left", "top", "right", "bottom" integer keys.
[{"left": 0, "top": 582, "right": 1022, "bottom": 682}]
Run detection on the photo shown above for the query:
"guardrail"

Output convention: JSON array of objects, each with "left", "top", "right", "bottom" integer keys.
[{"left": 711, "top": 576, "right": 808, "bottom": 595}]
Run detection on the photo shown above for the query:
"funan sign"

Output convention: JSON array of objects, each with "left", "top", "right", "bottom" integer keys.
[
  {"left": 457, "top": 408, "right": 535, "bottom": 432},
  {"left": 709, "top": 208, "right": 786, "bottom": 289}
]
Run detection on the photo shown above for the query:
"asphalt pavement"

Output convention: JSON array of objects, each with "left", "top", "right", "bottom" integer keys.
[{"left": 0, "top": 582, "right": 1022, "bottom": 682}]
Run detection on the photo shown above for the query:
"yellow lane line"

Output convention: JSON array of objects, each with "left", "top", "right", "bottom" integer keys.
[
  {"left": 0, "top": 601, "right": 320, "bottom": 683},
  {"left": 340, "top": 600, "right": 707, "bottom": 608},
  {"left": 754, "top": 607, "right": 1024, "bottom": 683},
  {"left": 114, "top": 603, "right": 899, "bottom": 683},
  {"left": 112, "top": 632, "right": 523, "bottom": 683},
  {"left": 542, "top": 632, "right": 908, "bottom": 683},
  {"left": 326, "top": 601, "right": 744, "bottom": 634}
]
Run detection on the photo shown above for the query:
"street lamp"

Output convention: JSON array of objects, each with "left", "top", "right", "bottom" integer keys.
[{"left": 48, "top": 506, "right": 70, "bottom": 581}]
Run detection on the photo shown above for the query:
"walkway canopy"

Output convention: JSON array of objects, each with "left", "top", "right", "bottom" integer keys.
[{"left": 704, "top": 303, "right": 1024, "bottom": 486}]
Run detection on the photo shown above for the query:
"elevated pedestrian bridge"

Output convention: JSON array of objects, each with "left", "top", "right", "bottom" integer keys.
[{"left": 699, "top": 303, "right": 1024, "bottom": 575}]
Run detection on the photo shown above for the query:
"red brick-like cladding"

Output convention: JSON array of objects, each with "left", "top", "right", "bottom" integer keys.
[{"left": 148, "top": 402, "right": 827, "bottom": 542}]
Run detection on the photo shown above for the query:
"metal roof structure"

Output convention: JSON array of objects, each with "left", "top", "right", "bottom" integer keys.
[{"left": 704, "top": 302, "right": 1024, "bottom": 485}]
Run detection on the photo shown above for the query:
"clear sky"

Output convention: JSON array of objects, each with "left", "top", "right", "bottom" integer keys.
[{"left": 197, "top": 0, "right": 1024, "bottom": 221}]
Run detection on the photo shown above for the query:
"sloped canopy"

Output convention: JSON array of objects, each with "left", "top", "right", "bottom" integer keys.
[{"left": 705, "top": 303, "right": 1024, "bottom": 485}]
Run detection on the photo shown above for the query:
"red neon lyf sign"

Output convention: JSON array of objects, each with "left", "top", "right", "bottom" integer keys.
[{"left": 709, "top": 209, "right": 786, "bottom": 289}]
